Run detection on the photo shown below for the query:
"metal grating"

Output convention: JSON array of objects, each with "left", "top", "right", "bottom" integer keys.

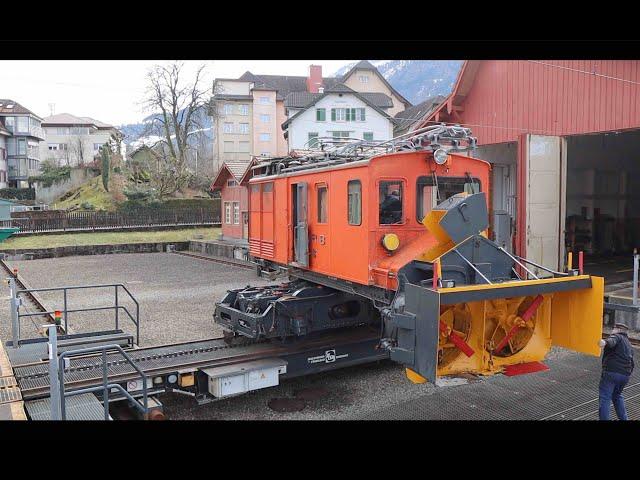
[
  {"left": 357, "top": 350, "right": 640, "bottom": 421},
  {"left": 25, "top": 393, "right": 109, "bottom": 421},
  {"left": 0, "top": 385, "right": 22, "bottom": 404}
]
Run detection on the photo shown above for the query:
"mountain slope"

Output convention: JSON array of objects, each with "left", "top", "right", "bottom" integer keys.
[{"left": 334, "top": 60, "right": 462, "bottom": 105}]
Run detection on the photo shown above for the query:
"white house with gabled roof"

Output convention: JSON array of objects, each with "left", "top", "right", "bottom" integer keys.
[{"left": 281, "top": 83, "right": 398, "bottom": 151}]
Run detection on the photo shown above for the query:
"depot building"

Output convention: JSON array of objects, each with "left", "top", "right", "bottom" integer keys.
[{"left": 414, "top": 60, "right": 640, "bottom": 281}]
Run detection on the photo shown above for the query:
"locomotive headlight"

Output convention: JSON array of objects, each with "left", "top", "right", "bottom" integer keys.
[
  {"left": 433, "top": 148, "right": 449, "bottom": 165},
  {"left": 382, "top": 233, "right": 400, "bottom": 252}
]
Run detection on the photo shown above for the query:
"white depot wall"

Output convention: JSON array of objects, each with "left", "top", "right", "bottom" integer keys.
[{"left": 287, "top": 94, "right": 393, "bottom": 150}]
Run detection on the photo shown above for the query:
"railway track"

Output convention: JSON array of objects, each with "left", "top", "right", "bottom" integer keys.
[
  {"left": 172, "top": 250, "right": 255, "bottom": 270},
  {"left": 0, "top": 258, "right": 56, "bottom": 328}
]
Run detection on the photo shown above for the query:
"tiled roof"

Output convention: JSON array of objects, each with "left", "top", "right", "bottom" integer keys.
[
  {"left": 0, "top": 99, "right": 40, "bottom": 117},
  {"left": 394, "top": 95, "right": 447, "bottom": 133},
  {"left": 284, "top": 92, "right": 321, "bottom": 108},
  {"left": 43, "top": 113, "right": 114, "bottom": 127},
  {"left": 284, "top": 90, "right": 393, "bottom": 109},
  {"left": 211, "top": 159, "right": 255, "bottom": 189},
  {"left": 225, "top": 160, "right": 251, "bottom": 180},
  {"left": 339, "top": 61, "right": 411, "bottom": 107}
]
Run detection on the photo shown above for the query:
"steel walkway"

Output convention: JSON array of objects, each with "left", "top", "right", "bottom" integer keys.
[{"left": 357, "top": 350, "right": 640, "bottom": 420}]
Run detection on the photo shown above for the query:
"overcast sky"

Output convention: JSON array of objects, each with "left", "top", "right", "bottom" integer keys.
[{"left": 0, "top": 60, "right": 355, "bottom": 126}]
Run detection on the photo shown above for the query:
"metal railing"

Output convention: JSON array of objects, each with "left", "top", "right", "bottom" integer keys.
[
  {"left": 59, "top": 344, "right": 149, "bottom": 421},
  {"left": 44, "top": 324, "right": 148, "bottom": 420},
  {"left": 10, "top": 282, "right": 140, "bottom": 347}
]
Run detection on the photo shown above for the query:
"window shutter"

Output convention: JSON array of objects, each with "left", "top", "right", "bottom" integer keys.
[
  {"left": 331, "top": 109, "right": 336, "bottom": 121},
  {"left": 361, "top": 108, "right": 366, "bottom": 121}
]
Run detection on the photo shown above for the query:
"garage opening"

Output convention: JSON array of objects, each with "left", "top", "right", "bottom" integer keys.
[
  {"left": 565, "top": 129, "right": 640, "bottom": 286},
  {"left": 473, "top": 142, "right": 517, "bottom": 253}
]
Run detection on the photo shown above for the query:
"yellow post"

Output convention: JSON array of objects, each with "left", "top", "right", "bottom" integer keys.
[{"left": 567, "top": 251, "right": 573, "bottom": 271}]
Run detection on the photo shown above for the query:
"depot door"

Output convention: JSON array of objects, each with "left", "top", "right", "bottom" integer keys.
[
  {"left": 517, "top": 134, "right": 566, "bottom": 275},
  {"left": 293, "top": 182, "right": 309, "bottom": 267}
]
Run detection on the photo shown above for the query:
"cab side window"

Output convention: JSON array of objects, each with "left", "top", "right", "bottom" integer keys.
[
  {"left": 348, "top": 180, "right": 361, "bottom": 225},
  {"left": 416, "top": 176, "right": 482, "bottom": 222},
  {"left": 317, "top": 185, "right": 328, "bottom": 223},
  {"left": 379, "top": 180, "right": 403, "bottom": 225}
]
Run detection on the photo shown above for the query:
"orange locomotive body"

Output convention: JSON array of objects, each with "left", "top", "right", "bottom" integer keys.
[{"left": 248, "top": 150, "right": 491, "bottom": 291}]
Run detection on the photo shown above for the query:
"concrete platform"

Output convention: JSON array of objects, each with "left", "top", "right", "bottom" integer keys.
[{"left": 358, "top": 349, "right": 640, "bottom": 420}]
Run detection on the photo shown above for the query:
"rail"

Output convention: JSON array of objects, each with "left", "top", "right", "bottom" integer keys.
[
  {"left": 58, "top": 343, "right": 149, "bottom": 421},
  {"left": 11, "top": 283, "right": 140, "bottom": 346}
]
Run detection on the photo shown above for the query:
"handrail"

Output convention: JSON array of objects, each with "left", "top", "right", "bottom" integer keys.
[
  {"left": 15, "top": 283, "right": 140, "bottom": 345},
  {"left": 58, "top": 344, "right": 148, "bottom": 421}
]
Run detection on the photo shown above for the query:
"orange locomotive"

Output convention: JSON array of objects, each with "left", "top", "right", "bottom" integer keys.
[{"left": 215, "top": 125, "right": 603, "bottom": 383}]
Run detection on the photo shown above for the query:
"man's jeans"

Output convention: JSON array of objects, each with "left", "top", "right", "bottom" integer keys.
[{"left": 599, "top": 370, "right": 630, "bottom": 420}]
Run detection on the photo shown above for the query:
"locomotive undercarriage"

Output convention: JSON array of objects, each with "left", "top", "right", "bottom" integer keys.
[{"left": 215, "top": 280, "right": 380, "bottom": 341}]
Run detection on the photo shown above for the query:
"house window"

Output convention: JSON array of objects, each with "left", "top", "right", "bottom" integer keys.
[
  {"left": 4, "top": 117, "right": 14, "bottom": 132},
  {"left": 317, "top": 185, "right": 328, "bottom": 223},
  {"left": 259, "top": 96, "right": 270, "bottom": 105},
  {"left": 359, "top": 75, "right": 369, "bottom": 83},
  {"left": 16, "top": 117, "right": 29, "bottom": 133},
  {"left": 223, "top": 122, "right": 234, "bottom": 133},
  {"left": 239, "top": 123, "right": 249, "bottom": 134},
  {"left": 260, "top": 114, "right": 270, "bottom": 123},
  {"left": 348, "top": 180, "right": 362, "bottom": 226},
  {"left": 224, "top": 141, "right": 234, "bottom": 152},
  {"left": 224, "top": 202, "right": 232, "bottom": 224},
  {"left": 227, "top": 179, "right": 238, "bottom": 187},
  {"left": 261, "top": 152, "right": 271, "bottom": 157},
  {"left": 239, "top": 104, "right": 249, "bottom": 115},
  {"left": 48, "top": 144, "right": 59, "bottom": 151},
  {"left": 17, "top": 138, "right": 26, "bottom": 155},
  {"left": 93, "top": 143, "right": 103, "bottom": 151},
  {"left": 308, "top": 132, "right": 319, "bottom": 148},
  {"left": 379, "top": 180, "right": 404, "bottom": 225},
  {"left": 332, "top": 131, "right": 350, "bottom": 139},
  {"left": 363, "top": 132, "right": 374, "bottom": 141},
  {"left": 224, "top": 104, "right": 234, "bottom": 115},
  {"left": 355, "top": 108, "right": 366, "bottom": 121},
  {"left": 331, "top": 108, "right": 346, "bottom": 122},
  {"left": 233, "top": 202, "right": 240, "bottom": 225},
  {"left": 238, "top": 141, "right": 250, "bottom": 153},
  {"left": 316, "top": 108, "right": 326, "bottom": 121},
  {"left": 259, "top": 133, "right": 271, "bottom": 142}
]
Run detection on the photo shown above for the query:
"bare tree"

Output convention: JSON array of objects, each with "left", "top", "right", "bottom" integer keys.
[
  {"left": 69, "top": 136, "right": 89, "bottom": 166},
  {"left": 141, "top": 61, "right": 211, "bottom": 196}
]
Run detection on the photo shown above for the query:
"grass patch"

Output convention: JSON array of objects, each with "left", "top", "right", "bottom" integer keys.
[
  {"left": 0, "top": 227, "right": 221, "bottom": 250},
  {"left": 54, "top": 174, "right": 121, "bottom": 211}
]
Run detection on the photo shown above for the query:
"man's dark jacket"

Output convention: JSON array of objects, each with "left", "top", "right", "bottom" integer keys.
[{"left": 602, "top": 332, "right": 635, "bottom": 376}]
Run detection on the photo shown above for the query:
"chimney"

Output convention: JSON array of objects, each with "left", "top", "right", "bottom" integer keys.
[{"left": 307, "top": 65, "right": 323, "bottom": 93}]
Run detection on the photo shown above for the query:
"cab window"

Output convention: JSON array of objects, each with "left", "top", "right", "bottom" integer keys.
[
  {"left": 317, "top": 185, "right": 328, "bottom": 223},
  {"left": 416, "top": 176, "right": 481, "bottom": 222},
  {"left": 379, "top": 180, "right": 403, "bottom": 225},
  {"left": 347, "top": 180, "right": 361, "bottom": 225}
]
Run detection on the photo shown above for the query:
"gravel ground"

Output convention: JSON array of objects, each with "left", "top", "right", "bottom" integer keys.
[{"left": 0, "top": 252, "right": 592, "bottom": 420}]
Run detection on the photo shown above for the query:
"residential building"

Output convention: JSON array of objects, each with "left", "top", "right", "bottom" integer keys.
[
  {"left": 209, "top": 160, "right": 255, "bottom": 241},
  {"left": 282, "top": 83, "right": 398, "bottom": 149},
  {"left": 209, "top": 61, "right": 412, "bottom": 173},
  {"left": 40, "top": 113, "right": 121, "bottom": 167},
  {"left": 0, "top": 100, "right": 45, "bottom": 188},
  {"left": 414, "top": 60, "right": 640, "bottom": 280},
  {"left": 0, "top": 120, "right": 10, "bottom": 188}
]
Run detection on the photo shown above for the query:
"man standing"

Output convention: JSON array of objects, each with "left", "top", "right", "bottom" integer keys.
[{"left": 598, "top": 323, "right": 635, "bottom": 420}]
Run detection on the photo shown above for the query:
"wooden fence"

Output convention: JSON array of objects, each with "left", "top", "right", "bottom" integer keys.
[{"left": 3, "top": 207, "right": 221, "bottom": 234}]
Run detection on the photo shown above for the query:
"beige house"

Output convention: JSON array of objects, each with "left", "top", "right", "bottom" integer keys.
[
  {"left": 209, "top": 61, "right": 411, "bottom": 173},
  {"left": 40, "top": 113, "right": 121, "bottom": 167}
]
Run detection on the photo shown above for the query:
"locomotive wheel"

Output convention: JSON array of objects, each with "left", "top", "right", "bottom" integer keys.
[
  {"left": 485, "top": 296, "right": 538, "bottom": 357},
  {"left": 438, "top": 303, "right": 472, "bottom": 368},
  {"left": 222, "top": 329, "right": 236, "bottom": 345}
]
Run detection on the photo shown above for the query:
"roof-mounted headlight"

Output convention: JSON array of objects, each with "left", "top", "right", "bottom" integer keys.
[{"left": 433, "top": 148, "right": 449, "bottom": 165}]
